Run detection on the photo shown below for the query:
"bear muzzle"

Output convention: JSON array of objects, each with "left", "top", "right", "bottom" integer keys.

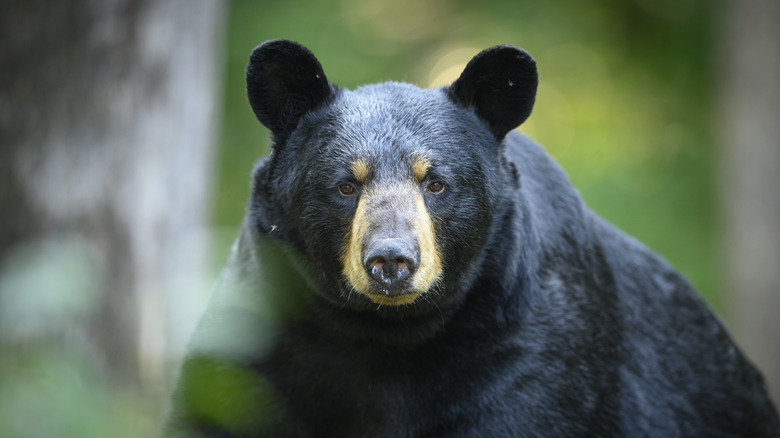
[{"left": 341, "top": 182, "right": 442, "bottom": 306}]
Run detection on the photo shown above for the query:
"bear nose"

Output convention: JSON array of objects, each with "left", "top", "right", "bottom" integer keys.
[{"left": 363, "top": 239, "right": 419, "bottom": 286}]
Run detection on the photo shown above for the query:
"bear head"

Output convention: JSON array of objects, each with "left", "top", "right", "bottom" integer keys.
[{"left": 245, "top": 39, "right": 537, "bottom": 319}]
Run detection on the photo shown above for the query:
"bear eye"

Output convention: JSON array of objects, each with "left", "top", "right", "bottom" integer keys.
[
  {"left": 427, "top": 181, "right": 445, "bottom": 194},
  {"left": 338, "top": 183, "right": 357, "bottom": 196}
]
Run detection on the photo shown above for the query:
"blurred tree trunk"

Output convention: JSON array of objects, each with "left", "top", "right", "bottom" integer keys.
[
  {"left": 0, "top": 0, "right": 225, "bottom": 385},
  {"left": 719, "top": 0, "right": 780, "bottom": 404}
]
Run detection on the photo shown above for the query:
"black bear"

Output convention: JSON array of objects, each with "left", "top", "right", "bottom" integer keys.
[{"left": 165, "top": 40, "right": 780, "bottom": 437}]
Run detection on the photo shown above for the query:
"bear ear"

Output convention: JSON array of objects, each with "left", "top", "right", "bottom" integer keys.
[
  {"left": 246, "top": 39, "right": 335, "bottom": 142},
  {"left": 448, "top": 45, "right": 538, "bottom": 141}
]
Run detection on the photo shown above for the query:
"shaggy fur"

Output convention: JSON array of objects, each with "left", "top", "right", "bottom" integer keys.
[{"left": 165, "top": 40, "right": 780, "bottom": 437}]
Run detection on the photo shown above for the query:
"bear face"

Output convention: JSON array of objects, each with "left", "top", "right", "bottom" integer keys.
[{"left": 247, "top": 40, "right": 537, "bottom": 317}]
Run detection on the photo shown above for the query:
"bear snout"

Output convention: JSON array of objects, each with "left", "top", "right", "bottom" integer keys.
[{"left": 363, "top": 238, "right": 419, "bottom": 291}]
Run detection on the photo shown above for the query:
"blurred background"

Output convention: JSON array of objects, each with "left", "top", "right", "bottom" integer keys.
[{"left": 1, "top": 0, "right": 778, "bottom": 435}]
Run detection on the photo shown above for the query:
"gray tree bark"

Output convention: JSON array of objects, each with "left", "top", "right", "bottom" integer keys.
[
  {"left": 718, "top": 0, "right": 780, "bottom": 405},
  {"left": 0, "top": 0, "right": 225, "bottom": 385}
]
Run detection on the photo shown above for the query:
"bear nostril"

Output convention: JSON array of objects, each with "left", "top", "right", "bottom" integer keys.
[
  {"left": 370, "top": 258, "right": 385, "bottom": 279},
  {"left": 396, "top": 259, "right": 409, "bottom": 277}
]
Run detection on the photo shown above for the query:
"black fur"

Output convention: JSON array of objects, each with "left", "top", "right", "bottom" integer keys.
[
  {"left": 449, "top": 45, "right": 538, "bottom": 140},
  {"left": 166, "top": 40, "right": 780, "bottom": 437},
  {"left": 246, "top": 40, "right": 336, "bottom": 144}
]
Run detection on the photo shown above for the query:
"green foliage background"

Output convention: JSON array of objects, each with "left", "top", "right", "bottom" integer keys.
[{"left": 217, "top": 0, "right": 719, "bottom": 305}]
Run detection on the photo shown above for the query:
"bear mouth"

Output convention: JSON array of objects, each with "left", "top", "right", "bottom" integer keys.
[{"left": 363, "top": 280, "right": 427, "bottom": 306}]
